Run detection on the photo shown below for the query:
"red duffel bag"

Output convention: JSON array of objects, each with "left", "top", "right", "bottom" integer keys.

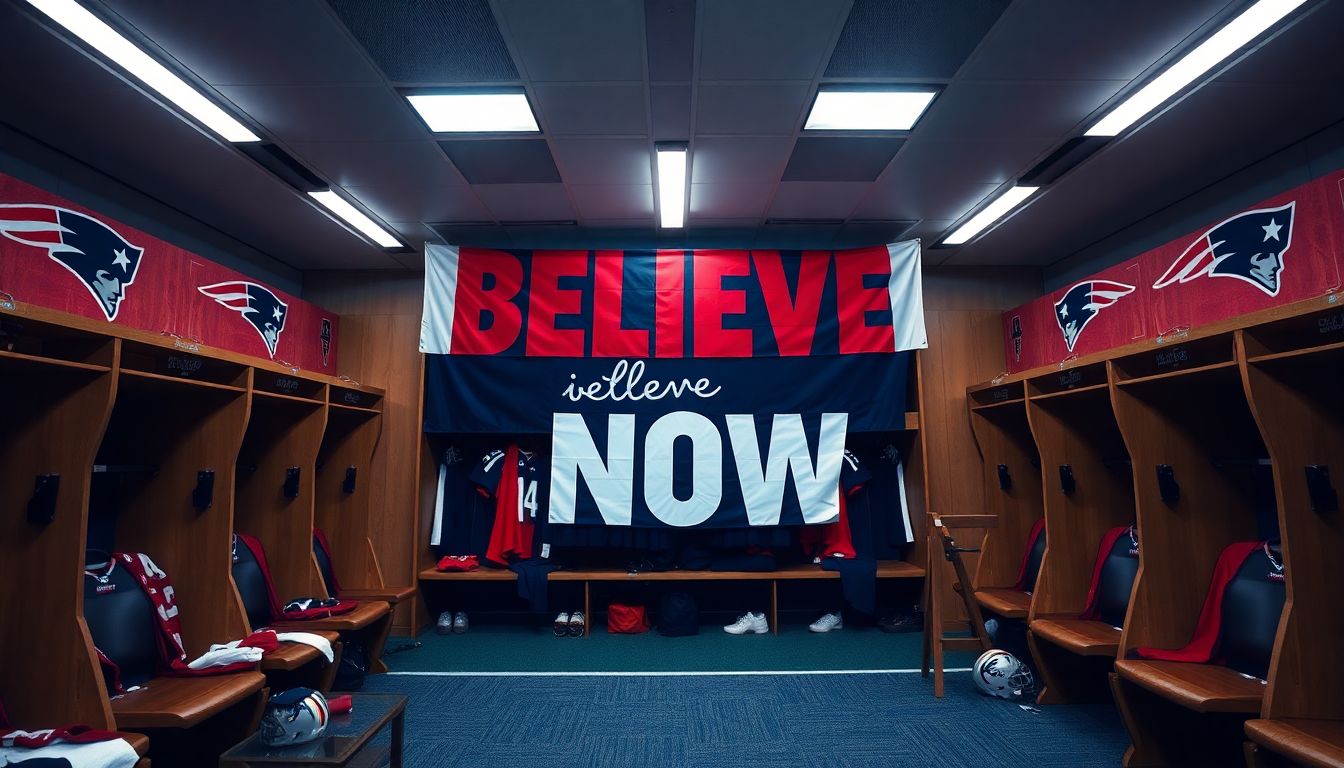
[{"left": 607, "top": 603, "right": 650, "bottom": 634}]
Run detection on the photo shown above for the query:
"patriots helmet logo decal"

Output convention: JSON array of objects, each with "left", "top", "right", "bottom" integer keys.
[
  {"left": 1153, "top": 202, "right": 1294, "bottom": 296},
  {"left": 0, "top": 204, "right": 144, "bottom": 320},
  {"left": 198, "top": 281, "right": 288, "bottom": 357},
  {"left": 1054, "top": 280, "right": 1135, "bottom": 353}
]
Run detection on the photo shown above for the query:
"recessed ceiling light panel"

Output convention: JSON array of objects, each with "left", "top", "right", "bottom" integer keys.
[
  {"left": 656, "top": 146, "right": 687, "bottom": 229},
  {"left": 804, "top": 89, "right": 937, "bottom": 131},
  {"left": 943, "top": 186, "right": 1039, "bottom": 246},
  {"left": 308, "top": 190, "right": 401, "bottom": 248},
  {"left": 27, "top": 0, "right": 260, "bottom": 142},
  {"left": 1086, "top": 0, "right": 1307, "bottom": 137},
  {"left": 407, "top": 93, "right": 540, "bottom": 133}
]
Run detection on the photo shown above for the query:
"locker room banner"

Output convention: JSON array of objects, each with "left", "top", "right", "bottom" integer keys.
[
  {"left": 0, "top": 172, "right": 339, "bottom": 371},
  {"left": 1004, "top": 168, "right": 1344, "bottom": 372},
  {"left": 421, "top": 242, "right": 925, "bottom": 529}
]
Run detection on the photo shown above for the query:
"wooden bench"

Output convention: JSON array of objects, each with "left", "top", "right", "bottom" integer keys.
[
  {"left": 1114, "top": 659, "right": 1266, "bottom": 714},
  {"left": 1245, "top": 718, "right": 1344, "bottom": 768},
  {"left": 1030, "top": 617, "right": 1122, "bottom": 656},
  {"left": 110, "top": 671, "right": 267, "bottom": 729},
  {"left": 273, "top": 601, "right": 394, "bottom": 674},
  {"left": 973, "top": 587, "right": 1031, "bottom": 619},
  {"left": 419, "top": 561, "right": 924, "bottom": 635}
]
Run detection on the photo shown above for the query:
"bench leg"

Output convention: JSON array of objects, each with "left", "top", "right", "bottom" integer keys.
[
  {"left": 770, "top": 581, "right": 779, "bottom": 635},
  {"left": 584, "top": 581, "right": 591, "bottom": 637}
]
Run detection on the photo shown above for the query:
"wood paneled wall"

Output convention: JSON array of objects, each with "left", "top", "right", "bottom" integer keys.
[
  {"left": 305, "top": 271, "right": 424, "bottom": 634},
  {"left": 303, "top": 265, "right": 1040, "bottom": 634}
]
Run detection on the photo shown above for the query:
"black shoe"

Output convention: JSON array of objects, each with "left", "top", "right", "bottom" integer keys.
[{"left": 878, "top": 611, "right": 923, "bottom": 634}]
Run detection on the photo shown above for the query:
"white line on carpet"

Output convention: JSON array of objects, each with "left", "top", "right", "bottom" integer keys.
[{"left": 388, "top": 668, "right": 973, "bottom": 677}]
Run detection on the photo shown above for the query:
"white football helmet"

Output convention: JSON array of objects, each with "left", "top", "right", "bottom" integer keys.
[
  {"left": 260, "top": 687, "right": 330, "bottom": 746},
  {"left": 973, "top": 649, "right": 1035, "bottom": 700}
]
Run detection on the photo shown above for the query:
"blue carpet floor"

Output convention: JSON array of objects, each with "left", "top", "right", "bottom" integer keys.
[{"left": 363, "top": 671, "right": 1130, "bottom": 767}]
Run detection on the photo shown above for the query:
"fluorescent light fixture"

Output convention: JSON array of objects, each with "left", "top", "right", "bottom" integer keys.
[
  {"left": 308, "top": 190, "right": 401, "bottom": 248},
  {"left": 656, "top": 146, "right": 687, "bottom": 229},
  {"left": 27, "top": 0, "right": 259, "bottom": 142},
  {"left": 943, "top": 186, "right": 1039, "bottom": 246},
  {"left": 1086, "top": 0, "right": 1307, "bottom": 136},
  {"left": 406, "top": 93, "right": 539, "bottom": 133},
  {"left": 804, "top": 89, "right": 937, "bottom": 131}
]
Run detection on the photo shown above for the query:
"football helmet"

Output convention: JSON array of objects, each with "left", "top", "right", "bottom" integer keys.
[
  {"left": 260, "top": 687, "right": 330, "bottom": 746},
  {"left": 972, "top": 649, "right": 1035, "bottom": 700}
]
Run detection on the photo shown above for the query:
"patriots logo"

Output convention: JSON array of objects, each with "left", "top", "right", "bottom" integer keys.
[
  {"left": 1054, "top": 280, "right": 1135, "bottom": 353},
  {"left": 1010, "top": 316, "right": 1023, "bottom": 363},
  {"left": 320, "top": 318, "right": 332, "bottom": 367},
  {"left": 1152, "top": 202, "right": 1294, "bottom": 296},
  {"left": 0, "top": 204, "right": 144, "bottom": 320},
  {"left": 198, "top": 281, "right": 288, "bottom": 358}
]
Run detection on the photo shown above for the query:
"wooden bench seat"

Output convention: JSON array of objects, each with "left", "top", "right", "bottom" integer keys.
[
  {"left": 1115, "top": 659, "right": 1266, "bottom": 714},
  {"left": 260, "top": 630, "right": 341, "bottom": 672},
  {"left": 974, "top": 587, "right": 1031, "bottom": 618},
  {"left": 1246, "top": 718, "right": 1344, "bottom": 768},
  {"left": 418, "top": 560, "right": 924, "bottom": 582},
  {"left": 271, "top": 600, "right": 389, "bottom": 632},
  {"left": 1030, "top": 618, "right": 1122, "bottom": 656},
  {"left": 341, "top": 584, "right": 416, "bottom": 603},
  {"left": 111, "top": 671, "right": 266, "bottom": 729}
]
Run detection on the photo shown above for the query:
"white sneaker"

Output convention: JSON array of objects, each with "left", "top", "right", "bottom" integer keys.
[
  {"left": 809, "top": 612, "right": 843, "bottom": 633},
  {"left": 436, "top": 611, "right": 454, "bottom": 635},
  {"left": 553, "top": 612, "right": 570, "bottom": 637},
  {"left": 724, "top": 612, "right": 768, "bottom": 635}
]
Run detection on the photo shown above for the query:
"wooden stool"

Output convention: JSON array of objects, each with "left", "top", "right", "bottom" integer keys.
[{"left": 921, "top": 513, "right": 995, "bottom": 697}]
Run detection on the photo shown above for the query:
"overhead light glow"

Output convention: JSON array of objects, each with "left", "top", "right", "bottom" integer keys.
[
  {"left": 407, "top": 93, "right": 540, "bottom": 133},
  {"left": 804, "top": 89, "right": 938, "bottom": 131},
  {"left": 943, "top": 186, "right": 1039, "bottom": 246},
  {"left": 27, "top": 0, "right": 259, "bottom": 142},
  {"left": 1086, "top": 0, "right": 1307, "bottom": 137},
  {"left": 656, "top": 147, "right": 687, "bottom": 229},
  {"left": 308, "top": 190, "right": 401, "bottom": 248}
]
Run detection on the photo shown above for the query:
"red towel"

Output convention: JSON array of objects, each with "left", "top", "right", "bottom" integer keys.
[
  {"left": 437, "top": 555, "right": 481, "bottom": 572},
  {"left": 485, "top": 445, "right": 531, "bottom": 566},
  {"left": 1079, "top": 526, "right": 1131, "bottom": 620},
  {"left": 1013, "top": 517, "right": 1046, "bottom": 591},
  {"left": 1136, "top": 541, "right": 1261, "bottom": 663}
]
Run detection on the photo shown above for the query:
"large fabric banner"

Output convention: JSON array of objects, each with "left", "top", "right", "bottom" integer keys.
[
  {"left": 422, "top": 242, "right": 925, "bottom": 529},
  {"left": 1004, "top": 168, "right": 1344, "bottom": 372},
  {"left": 0, "top": 172, "right": 339, "bottom": 371}
]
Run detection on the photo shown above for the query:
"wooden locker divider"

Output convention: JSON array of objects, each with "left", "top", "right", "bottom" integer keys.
[
  {"left": 1024, "top": 361, "right": 1134, "bottom": 704},
  {"left": 236, "top": 371, "right": 328, "bottom": 604},
  {"left": 967, "top": 379, "right": 1043, "bottom": 619},
  {"left": 1240, "top": 306, "right": 1344, "bottom": 768},
  {"left": 1108, "top": 332, "right": 1272, "bottom": 768},
  {"left": 0, "top": 316, "right": 118, "bottom": 730},
  {"left": 315, "top": 382, "right": 384, "bottom": 593}
]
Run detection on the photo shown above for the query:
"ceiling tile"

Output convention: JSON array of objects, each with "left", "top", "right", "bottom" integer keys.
[
  {"left": 782, "top": 137, "right": 903, "bottom": 182},
  {"left": 1215, "top": 0, "right": 1344, "bottom": 85},
  {"left": 326, "top": 0, "right": 519, "bottom": 83},
  {"left": 689, "top": 183, "right": 774, "bottom": 219},
  {"left": 686, "top": 220, "right": 760, "bottom": 248},
  {"left": 913, "top": 80, "right": 1127, "bottom": 141},
  {"left": 854, "top": 177, "right": 1000, "bottom": 222},
  {"left": 534, "top": 85, "right": 648, "bottom": 135},
  {"left": 885, "top": 136, "right": 1050, "bottom": 186},
  {"left": 836, "top": 220, "right": 919, "bottom": 248},
  {"left": 824, "top": 0, "right": 1010, "bottom": 79},
  {"left": 289, "top": 140, "right": 467, "bottom": 189},
  {"left": 429, "top": 223, "right": 514, "bottom": 247},
  {"left": 343, "top": 181, "right": 491, "bottom": 223},
  {"left": 437, "top": 139, "right": 561, "bottom": 184},
  {"left": 493, "top": 0, "right": 645, "bottom": 82},
  {"left": 691, "top": 137, "right": 794, "bottom": 183},
  {"left": 569, "top": 185, "right": 655, "bottom": 219},
  {"left": 104, "top": 0, "right": 384, "bottom": 86},
  {"left": 473, "top": 183, "right": 576, "bottom": 220},
  {"left": 215, "top": 84, "right": 427, "bottom": 143},
  {"left": 756, "top": 222, "right": 841, "bottom": 249},
  {"left": 651, "top": 84, "right": 692, "bottom": 141},
  {"left": 389, "top": 221, "right": 442, "bottom": 243},
  {"left": 698, "top": 0, "right": 848, "bottom": 80},
  {"left": 767, "top": 182, "right": 870, "bottom": 219},
  {"left": 957, "top": 0, "right": 1233, "bottom": 82},
  {"left": 550, "top": 138, "right": 652, "bottom": 185},
  {"left": 696, "top": 83, "right": 810, "bottom": 135},
  {"left": 645, "top": 0, "right": 696, "bottom": 82}
]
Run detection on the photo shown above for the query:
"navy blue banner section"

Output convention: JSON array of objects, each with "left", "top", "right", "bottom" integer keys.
[{"left": 424, "top": 353, "right": 908, "bottom": 529}]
